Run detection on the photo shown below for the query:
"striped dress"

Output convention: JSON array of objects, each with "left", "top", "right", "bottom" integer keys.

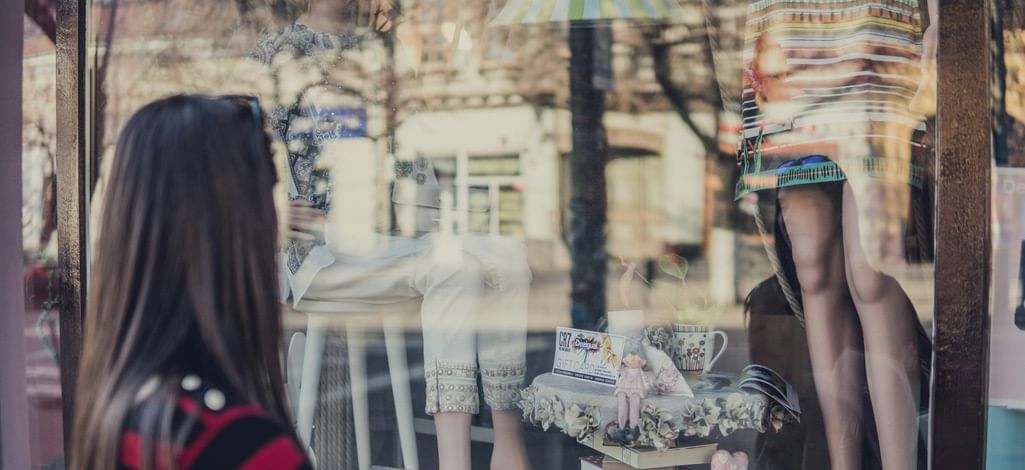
[{"left": 736, "top": 0, "right": 929, "bottom": 198}]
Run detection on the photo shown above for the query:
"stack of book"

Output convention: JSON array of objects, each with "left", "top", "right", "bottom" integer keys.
[{"left": 579, "top": 435, "right": 718, "bottom": 469}]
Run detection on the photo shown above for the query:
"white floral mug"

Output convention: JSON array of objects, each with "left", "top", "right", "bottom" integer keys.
[{"left": 671, "top": 324, "right": 728, "bottom": 375}]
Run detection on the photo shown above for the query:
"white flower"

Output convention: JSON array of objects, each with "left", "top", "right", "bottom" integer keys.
[
  {"left": 563, "top": 404, "right": 601, "bottom": 444},
  {"left": 532, "top": 396, "right": 567, "bottom": 431},
  {"left": 749, "top": 399, "right": 770, "bottom": 433},
  {"left": 534, "top": 398, "right": 555, "bottom": 431},
  {"left": 518, "top": 387, "right": 537, "bottom": 423},
  {"left": 680, "top": 398, "right": 722, "bottom": 438},
  {"left": 725, "top": 393, "right": 746, "bottom": 410},
  {"left": 551, "top": 397, "right": 566, "bottom": 428},
  {"left": 702, "top": 398, "right": 722, "bottom": 424},
  {"left": 718, "top": 393, "right": 754, "bottom": 436},
  {"left": 770, "top": 406, "right": 787, "bottom": 432},
  {"left": 637, "top": 404, "right": 680, "bottom": 449}
]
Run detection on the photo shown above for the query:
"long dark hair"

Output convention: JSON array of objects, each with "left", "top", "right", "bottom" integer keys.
[{"left": 72, "top": 95, "right": 292, "bottom": 469}]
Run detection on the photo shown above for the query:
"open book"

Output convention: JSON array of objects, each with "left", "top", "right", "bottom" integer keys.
[{"left": 738, "top": 364, "right": 800, "bottom": 421}]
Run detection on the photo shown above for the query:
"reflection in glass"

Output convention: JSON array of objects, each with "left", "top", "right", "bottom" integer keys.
[
  {"left": 736, "top": 1, "right": 936, "bottom": 469},
  {"left": 84, "top": 0, "right": 941, "bottom": 468},
  {"left": 13, "top": 15, "right": 64, "bottom": 470}
]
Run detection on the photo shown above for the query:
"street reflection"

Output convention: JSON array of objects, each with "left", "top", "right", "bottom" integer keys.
[{"left": 82, "top": 1, "right": 939, "bottom": 469}]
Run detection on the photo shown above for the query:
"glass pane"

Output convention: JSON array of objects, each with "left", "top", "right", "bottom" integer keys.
[
  {"left": 988, "top": 1, "right": 1025, "bottom": 467},
  {"left": 5, "top": 14, "right": 65, "bottom": 470},
  {"left": 85, "top": 0, "right": 937, "bottom": 468}
]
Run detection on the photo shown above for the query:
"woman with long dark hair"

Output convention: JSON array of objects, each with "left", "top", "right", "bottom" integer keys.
[{"left": 71, "top": 95, "right": 312, "bottom": 469}]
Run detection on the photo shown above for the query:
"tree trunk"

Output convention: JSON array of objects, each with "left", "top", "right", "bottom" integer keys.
[
  {"left": 567, "top": 26, "right": 608, "bottom": 330},
  {"left": 993, "top": 0, "right": 1008, "bottom": 166},
  {"left": 379, "top": 4, "right": 399, "bottom": 234}
]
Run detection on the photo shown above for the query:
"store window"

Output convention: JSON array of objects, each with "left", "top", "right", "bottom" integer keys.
[{"left": 81, "top": 0, "right": 941, "bottom": 468}]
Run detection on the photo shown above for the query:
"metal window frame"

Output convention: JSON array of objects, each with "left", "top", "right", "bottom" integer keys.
[
  {"left": 52, "top": 0, "right": 996, "bottom": 467},
  {"left": 55, "top": 0, "right": 88, "bottom": 454}
]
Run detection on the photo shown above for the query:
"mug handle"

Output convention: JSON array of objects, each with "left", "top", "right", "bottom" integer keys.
[{"left": 704, "top": 330, "right": 729, "bottom": 372}]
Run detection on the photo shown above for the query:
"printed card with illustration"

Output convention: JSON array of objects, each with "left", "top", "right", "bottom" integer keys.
[{"left": 553, "top": 327, "right": 627, "bottom": 386}]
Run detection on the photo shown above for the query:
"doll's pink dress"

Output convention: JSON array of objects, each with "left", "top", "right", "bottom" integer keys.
[{"left": 615, "top": 367, "right": 646, "bottom": 399}]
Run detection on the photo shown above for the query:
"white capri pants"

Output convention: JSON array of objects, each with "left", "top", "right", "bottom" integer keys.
[{"left": 299, "top": 233, "right": 531, "bottom": 415}]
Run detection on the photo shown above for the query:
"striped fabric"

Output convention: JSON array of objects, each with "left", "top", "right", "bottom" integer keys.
[
  {"left": 489, "top": 0, "right": 682, "bottom": 25},
  {"left": 736, "top": 0, "right": 929, "bottom": 198},
  {"left": 119, "top": 385, "right": 311, "bottom": 470}
]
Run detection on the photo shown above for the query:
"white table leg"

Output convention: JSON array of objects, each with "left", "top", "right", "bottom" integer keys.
[
  {"left": 297, "top": 317, "right": 326, "bottom": 448},
  {"left": 384, "top": 317, "right": 419, "bottom": 469},
  {"left": 347, "top": 324, "right": 371, "bottom": 470},
  {"left": 286, "top": 332, "right": 306, "bottom": 419}
]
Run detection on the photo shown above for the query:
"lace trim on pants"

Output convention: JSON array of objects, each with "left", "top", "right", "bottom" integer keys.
[
  {"left": 481, "top": 364, "right": 526, "bottom": 411},
  {"left": 425, "top": 362, "right": 479, "bottom": 415}
]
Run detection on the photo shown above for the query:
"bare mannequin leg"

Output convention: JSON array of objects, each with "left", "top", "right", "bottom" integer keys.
[
  {"left": 471, "top": 236, "right": 532, "bottom": 470},
  {"left": 842, "top": 183, "right": 920, "bottom": 470},
  {"left": 435, "top": 412, "right": 473, "bottom": 470},
  {"left": 779, "top": 185, "right": 865, "bottom": 470},
  {"left": 490, "top": 409, "right": 532, "bottom": 470}
]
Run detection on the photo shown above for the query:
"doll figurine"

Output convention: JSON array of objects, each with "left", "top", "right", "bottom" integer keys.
[{"left": 611, "top": 352, "right": 648, "bottom": 443}]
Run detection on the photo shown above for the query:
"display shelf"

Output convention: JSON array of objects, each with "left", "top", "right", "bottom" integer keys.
[{"left": 519, "top": 372, "right": 789, "bottom": 452}]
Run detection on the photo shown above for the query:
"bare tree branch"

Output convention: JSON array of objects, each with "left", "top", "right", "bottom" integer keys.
[
  {"left": 645, "top": 34, "right": 717, "bottom": 152},
  {"left": 25, "top": 0, "right": 57, "bottom": 43}
]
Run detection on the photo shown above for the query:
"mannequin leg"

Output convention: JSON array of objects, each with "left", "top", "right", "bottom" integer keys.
[
  {"left": 434, "top": 412, "right": 473, "bottom": 470},
  {"left": 418, "top": 254, "right": 485, "bottom": 470},
  {"left": 842, "top": 183, "right": 920, "bottom": 470},
  {"left": 465, "top": 235, "right": 532, "bottom": 470},
  {"left": 779, "top": 185, "right": 865, "bottom": 470},
  {"left": 490, "top": 409, "right": 532, "bottom": 470}
]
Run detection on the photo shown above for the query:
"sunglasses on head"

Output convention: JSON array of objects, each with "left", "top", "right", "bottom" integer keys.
[
  {"left": 214, "top": 94, "right": 278, "bottom": 181},
  {"left": 218, "top": 94, "right": 264, "bottom": 125}
]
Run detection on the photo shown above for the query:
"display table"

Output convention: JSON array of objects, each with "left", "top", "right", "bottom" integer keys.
[{"left": 519, "top": 372, "right": 789, "bottom": 451}]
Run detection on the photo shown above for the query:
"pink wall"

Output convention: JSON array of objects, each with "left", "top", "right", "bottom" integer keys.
[
  {"left": 0, "top": 1, "right": 31, "bottom": 468},
  {"left": 991, "top": 169, "right": 1025, "bottom": 408}
]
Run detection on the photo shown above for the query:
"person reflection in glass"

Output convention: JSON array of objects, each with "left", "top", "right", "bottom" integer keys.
[{"left": 738, "top": 1, "right": 937, "bottom": 468}]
